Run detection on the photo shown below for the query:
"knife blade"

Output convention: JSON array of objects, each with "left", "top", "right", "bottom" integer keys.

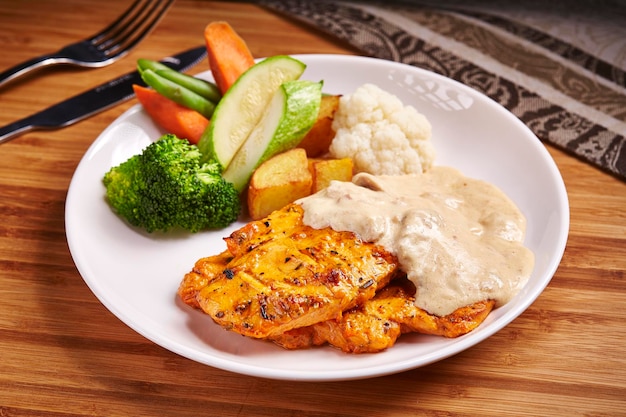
[{"left": 0, "top": 45, "right": 207, "bottom": 145}]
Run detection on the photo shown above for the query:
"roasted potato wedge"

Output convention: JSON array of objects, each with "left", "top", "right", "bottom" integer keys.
[
  {"left": 247, "top": 148, "right": 312, "bottom": 220},
  {"left": 297, "top": 94, "right": 341, "bottom": 157},
  {"left": 310, "top": 157, "right": 354, "bottom": 193}
]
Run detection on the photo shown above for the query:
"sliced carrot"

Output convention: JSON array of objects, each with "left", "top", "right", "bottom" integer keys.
[
  {"left": 204, "top": 21, "right": 255, "bottom": 94},
  {"left": 133, "top": 84, "right": 209, "bottom": 145}
]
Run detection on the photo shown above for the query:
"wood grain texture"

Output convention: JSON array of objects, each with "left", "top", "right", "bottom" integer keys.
[{"left": 0, "top": 1, "right": 624, "bottom": 416}]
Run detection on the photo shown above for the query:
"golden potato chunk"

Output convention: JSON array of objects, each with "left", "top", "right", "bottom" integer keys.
[
  {"left": 297, "top": 94, "right": 341, "bottom": 157},
  {"left": 310, "top": 157, "right": 354, "bottom": 193},
  {"left": 247, "top": 148, "right": 312, "bottom": 220}
]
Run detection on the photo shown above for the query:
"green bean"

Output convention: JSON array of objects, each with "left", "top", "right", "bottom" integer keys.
[
  {"left": 140, "top": 69, "right": 216, "bottom": 119},
  {"left": 137, "top": 58, "right": 222, "bottom": 103},
  {"left": 137, "top": 58, "right": 171, "bottom": 74},
  {"left": 155, "top": 69, "right": 222, "bottom": 103}
]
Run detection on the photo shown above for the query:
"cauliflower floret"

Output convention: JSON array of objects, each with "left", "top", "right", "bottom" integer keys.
[{"left": 329, "top": 83, "right": 435, "bottom": 175}]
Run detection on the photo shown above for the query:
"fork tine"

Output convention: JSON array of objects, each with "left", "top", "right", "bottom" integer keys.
[
  {"left": 89, "top": 0, "right": 148, "bottom": 46},
  {"left": 98, "top": 0, "right": 174, "bottom": 59}
]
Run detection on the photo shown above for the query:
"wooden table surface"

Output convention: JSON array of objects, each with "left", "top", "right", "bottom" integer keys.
[{"left": 1, "top": 1, "right": 625, "bottom": 415}]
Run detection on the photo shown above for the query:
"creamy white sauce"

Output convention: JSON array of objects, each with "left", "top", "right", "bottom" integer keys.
[{"left": 297, "top": 166, "right": 535, "bottom": 316}]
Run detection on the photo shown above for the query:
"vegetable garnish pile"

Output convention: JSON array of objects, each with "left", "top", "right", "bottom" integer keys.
[
  {"left": 103, "top": 22, "right": 326, "bottom": 233},
  {"left": 103, "top": 22, "right": 434, "bottom": 234}
]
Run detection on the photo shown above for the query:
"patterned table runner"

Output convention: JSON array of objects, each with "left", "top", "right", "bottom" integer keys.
[{"left": 257, "top": 0, "right": 626, "bottom": 181}]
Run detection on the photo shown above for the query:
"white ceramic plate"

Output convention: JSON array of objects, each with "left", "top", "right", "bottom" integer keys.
[{"left": 66, "top": 55, "right": 569, "bottom": 381}]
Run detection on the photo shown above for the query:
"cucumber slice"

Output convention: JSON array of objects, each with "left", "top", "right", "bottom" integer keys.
[
  {"left": 223, "top": 79, "right": 323, "bottom": 191},
  {"left": 198, "top": 55, "right": 307, "bottom": 168}
]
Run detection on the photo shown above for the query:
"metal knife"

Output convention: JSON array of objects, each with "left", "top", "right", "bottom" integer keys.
[{"left": 0, "top": 45, "right": 207, "bottom": 145}]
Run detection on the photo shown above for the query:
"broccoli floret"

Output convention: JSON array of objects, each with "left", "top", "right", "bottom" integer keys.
[{"left": 103, "top": 134, "right": 240, "bottom": 233}]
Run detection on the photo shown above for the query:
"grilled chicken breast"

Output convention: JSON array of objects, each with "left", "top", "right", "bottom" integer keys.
[
  {"left": 271, "top": 277, "right": 495, "bottom": 353},
  {"left": 180, "top": 204, "right": 400, "bottom": 339},
  {"left": 178, "top": 203, "right": 494, "bottom": 352}
]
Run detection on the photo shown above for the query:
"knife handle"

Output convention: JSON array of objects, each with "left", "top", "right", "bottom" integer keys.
[{"left": 0, "top": 117, "right": 37, "bottom": 145}]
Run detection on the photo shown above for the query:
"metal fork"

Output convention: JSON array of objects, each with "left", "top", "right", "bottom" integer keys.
[{"left": 0, "top": 0, "right": 174, "bottom": 89}]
